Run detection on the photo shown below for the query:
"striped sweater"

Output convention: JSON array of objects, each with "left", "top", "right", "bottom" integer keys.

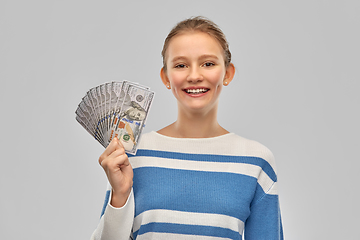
[{"left": 91, "top": 131, "right": 283, "bottom": 240}]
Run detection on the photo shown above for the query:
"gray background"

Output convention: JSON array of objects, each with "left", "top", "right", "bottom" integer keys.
[{"left": 1, "top": 0, "right": 359, "bottom": 239}]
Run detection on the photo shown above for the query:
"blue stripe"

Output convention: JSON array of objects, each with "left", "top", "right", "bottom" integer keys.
[
  {"left": 133, "top": 167, "right": 255, "bottom": 221},
  {"left": 134, "top": 222, "right": 242, "bottom": 240},
  {"left": 245, "top": 193, "right": 282, "bottom": 239},
  {"left": 100, "top": 190, "right": 111, "bottom": 217},
  {"left": 252, "top": 183, "right": 266, "bottom": 206},
  {"left": 132, "top": 149, "right": 277, "bottom": 182}
]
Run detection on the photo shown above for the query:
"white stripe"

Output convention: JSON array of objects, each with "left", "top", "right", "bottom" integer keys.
[
  {"left": 267, "top": 182, "right": 278, "bottom": 195},
  {"left": 258, "top": 171, "right": 275, "bottom": 194},
  {"left": 139, "top": 131, "right": 278, "bottom": 174},
  {"left": 133, "top": 209, "right": 244, "bottom": 235},
  {"left": 137, "top": 232, "right": 233, "bottom": 240},
  {"left": 131, "top": 156, "right": 274, "bottom": 193}
]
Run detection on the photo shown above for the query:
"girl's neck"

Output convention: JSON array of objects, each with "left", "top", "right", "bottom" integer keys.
[{"left": 157, "top": 106, "right": 229, "bottom": 138}]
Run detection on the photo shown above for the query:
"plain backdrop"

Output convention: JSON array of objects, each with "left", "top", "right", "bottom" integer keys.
[{"left": 1, "top": 0, "right": 359, "bottom": 239}]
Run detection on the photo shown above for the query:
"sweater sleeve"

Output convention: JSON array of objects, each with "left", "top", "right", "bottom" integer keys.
[
  {"left": 244, "top": 182, "right": 283, "bottom": 240},
  {"left": 90, "top": 187, "right": 134, "bottom": 240}
]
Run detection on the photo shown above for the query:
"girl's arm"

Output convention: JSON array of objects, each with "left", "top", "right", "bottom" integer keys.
[
  {"left": 91, "top": 186, "right": 134, "bottom": 240},
  {"left": 91, "top": 137, "right": 134, "bottom": 239},
  {"left": 244, "top": 182, "right": 283, "bottom": 240}
]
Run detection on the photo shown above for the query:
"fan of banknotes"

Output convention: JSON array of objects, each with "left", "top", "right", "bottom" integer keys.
[{"left": 75, "top": 81, "right": 155, "bottom": 155}]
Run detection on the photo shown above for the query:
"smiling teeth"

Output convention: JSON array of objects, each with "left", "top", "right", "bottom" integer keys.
[{"left": 185, "top": 89, "right": 208, "bottom": 94}]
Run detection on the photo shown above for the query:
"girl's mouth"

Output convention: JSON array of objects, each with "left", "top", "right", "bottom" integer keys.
[{"left": 183, "top": 88, "right": 210, "bottom": 95}]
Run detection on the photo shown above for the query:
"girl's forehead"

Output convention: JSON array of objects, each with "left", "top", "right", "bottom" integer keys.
[
  {"left": 169, "top": 32, "right": 219, "bottom": 46},
  {"left": 166, "top": 32, "right": 223, "bottom": 58}
]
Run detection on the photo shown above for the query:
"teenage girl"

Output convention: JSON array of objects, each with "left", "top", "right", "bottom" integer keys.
[{"left": 92, "top": 16, "right": 283, "bottom": 240}]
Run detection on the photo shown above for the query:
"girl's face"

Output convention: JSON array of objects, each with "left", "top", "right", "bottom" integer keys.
[{"left": 161, "top": 32, "right": 234, "bottom": 115}]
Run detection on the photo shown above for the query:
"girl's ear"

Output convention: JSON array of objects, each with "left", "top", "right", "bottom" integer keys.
[
  {"left": 223, "top": 63, "right": 236, "bottom": 86},
  {"left": 160, "top": 68, "right": 171, "bottom": 89}
]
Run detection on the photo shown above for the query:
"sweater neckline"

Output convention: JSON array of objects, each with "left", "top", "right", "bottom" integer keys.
[{"left": 151, "top": 131, "right": 235, "bottom": 141}]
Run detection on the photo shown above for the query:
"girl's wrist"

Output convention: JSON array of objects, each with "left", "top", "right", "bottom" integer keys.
[{"left": 110, "top": 189, "right": 131, "bottom": 208}]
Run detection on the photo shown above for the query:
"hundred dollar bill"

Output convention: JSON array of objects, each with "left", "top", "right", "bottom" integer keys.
[
  {"left": 107, "top": 80, "right": 152, "bottom": 144},
  {"left": 99, "top": 84, "right": 108, "bottom": 142},
  {"left": 88, "top": 87, "right": 106, "bottom": 143},
  {"left": 104, "top": 82, "right": 113, "bottom": 142},
  {"left": 107, "top": 81, "right": 127, "bottom": 145},
  {"left": 75, "top": 81, "right": 154, "bottom": 153},
  {"left": 108, "top": 81, "right": 131, "bottom": 145},
  {"left": 80, "top": 94, "right": 105, "bottom": 145},
  {"left": 75, "top": 106, "right": 106, "bottom": 147},
  {"left": 76, "top": 104, "right": 93, "bottom": 134},
  {"left": 110, "top": 82, "right": 154, "bottom": 154}
]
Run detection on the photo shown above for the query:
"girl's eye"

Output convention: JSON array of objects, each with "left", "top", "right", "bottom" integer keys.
[
  {"left": 175, "top": 64, "right": 186, "bottom": 68},
  {"left": 203, "top": 62, "right": 215, "bottom": 67}
]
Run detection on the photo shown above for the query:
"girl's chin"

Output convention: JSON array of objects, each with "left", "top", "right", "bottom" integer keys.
[{"left": 179, "top": 101, "right": 218, "bottom": 113}]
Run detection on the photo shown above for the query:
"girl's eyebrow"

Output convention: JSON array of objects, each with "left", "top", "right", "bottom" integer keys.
[
  {"left": 171, "top": 56, "right": 187, "bottom": 63},
  {"left": 171, "top": 54, "right": 219, "bottom": 63},
  {"left": 198, "top": 54, "right": 219, "bottom": 61}
]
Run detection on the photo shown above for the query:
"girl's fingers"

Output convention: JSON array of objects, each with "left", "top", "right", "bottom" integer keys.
[
  {"left": 106, "top": 149, "right": 128, "bottom": 166},
  {"left": 98, "top": 137, "right": 124, "bottom": 166},
  {"left": 100, "top": 148, "right": 129, "bottom": 170}
]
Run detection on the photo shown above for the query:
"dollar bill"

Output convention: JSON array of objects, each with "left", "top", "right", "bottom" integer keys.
[
  {"left": 110, "top": 82, "right": 154, "bottom": 154},
  {"left": 81, "top": 94, "right": 105, "bottom": 145},
  {"left": 75, "top": 81, "right": 154, "bottom": 155}
]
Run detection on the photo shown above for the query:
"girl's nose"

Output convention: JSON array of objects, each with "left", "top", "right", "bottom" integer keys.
[{"left": 187, "top": 66, "right": 203, "bottom": 83}]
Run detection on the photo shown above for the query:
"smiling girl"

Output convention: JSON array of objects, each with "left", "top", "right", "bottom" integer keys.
[{"left": 92, "top": 16, "right": 283, "bottom": 240}]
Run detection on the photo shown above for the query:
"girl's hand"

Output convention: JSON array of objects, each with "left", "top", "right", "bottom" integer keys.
[{"left": 98, "top": 137, "right": 133, "bottom": 208}]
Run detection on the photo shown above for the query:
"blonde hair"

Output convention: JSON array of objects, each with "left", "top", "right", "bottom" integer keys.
[{"left": 161, "top": 16, "right": 232, "bottom": 71}]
